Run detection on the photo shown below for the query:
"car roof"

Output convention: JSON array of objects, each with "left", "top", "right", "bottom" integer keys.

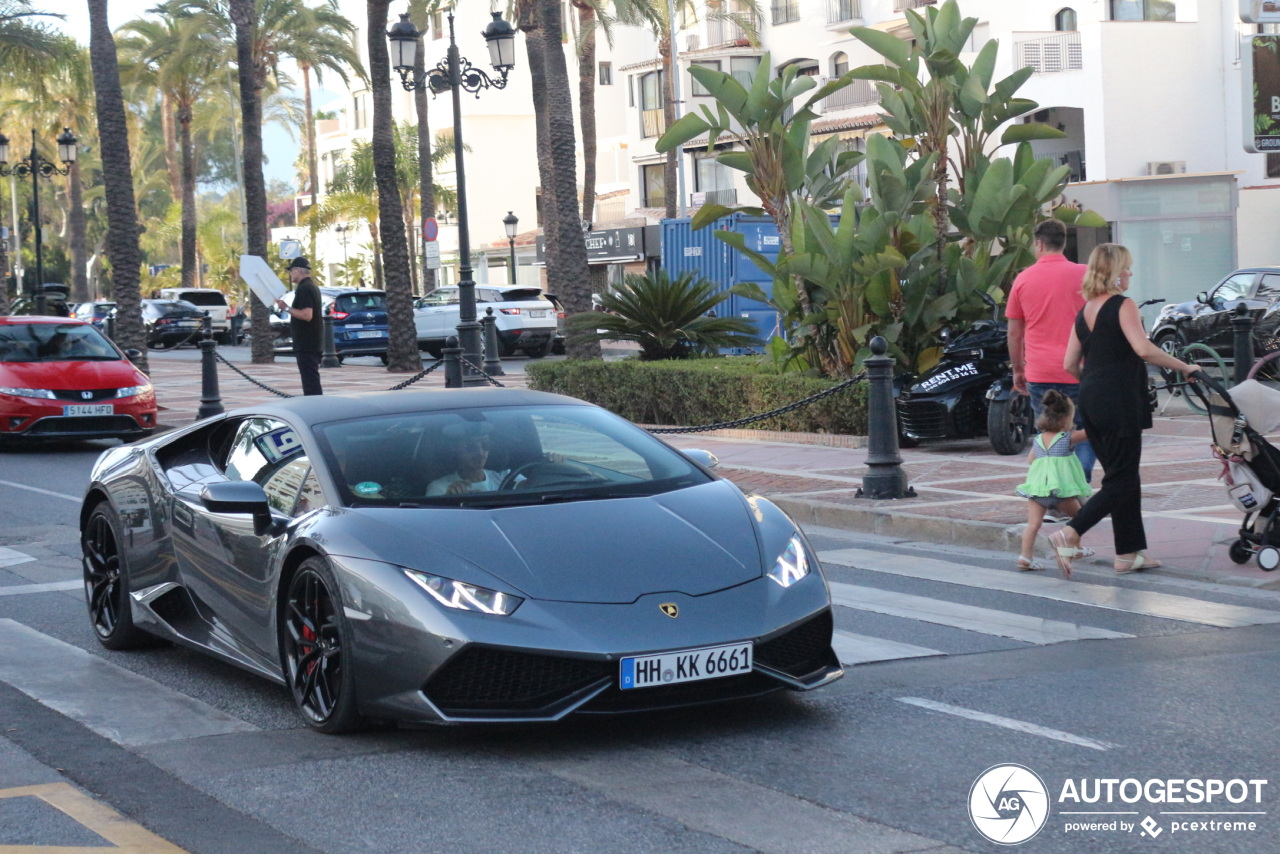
[
  {"left": 320, "top": 287, "right": 386, "bottom": 296},
  {"left": 229, "top": 387, "right": 587, "bottom": 426},
  {"left": 1231, "top": 267, "right": 1280, "bottom": 274},
  {"left": 0, "top": 315, "right": 90, "bottom": 326}
]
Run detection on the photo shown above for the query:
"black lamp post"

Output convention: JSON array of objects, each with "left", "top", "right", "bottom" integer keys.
[
  {"left": 0, "top": 127, "right": 77, "bottom": 316},
  {"left": 389, "top": 8, "right": 516, "bottom": 385},
  {"left": 335, "top": 223, "right": 351, "bottom": 265},
  {"left": 503, "top": 211, "right": 518, "bottom": 284}
]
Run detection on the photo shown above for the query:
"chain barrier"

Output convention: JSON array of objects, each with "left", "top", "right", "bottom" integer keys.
[
  {"left": 646, "top": 372, "right": 867, "bottom": 435},
  {"left": 148, "top": 328, "right": 204, "bottom": 351},
  {"left": 460, "top": 357, "right": 506, "bottom": 387},
  {"left": 386, "top": 358, "right": 444, "bottom": 390},
  {"left": 213, "top": 351, "right": 295, "bottom": 398}
]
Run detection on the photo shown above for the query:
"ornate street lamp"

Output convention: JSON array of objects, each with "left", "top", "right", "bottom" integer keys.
[
  {"left": 389, "top": 8, "right": 516, "bottom": 383},
  {"left": 0, "top": 128, "right": 77, "bottom": 316},
  {"left": 502, "top": 211, "right": 518, "bottom": 284},
  {"left": 335, "top": 223, "right": 351, "bottom": 265}
]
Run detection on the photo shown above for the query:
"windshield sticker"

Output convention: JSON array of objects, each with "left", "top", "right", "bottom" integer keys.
[
  {"left": 254, "top": 426, "right": 303, "bottom": 465},
  {"left": 353, "top": 481, "right": 383, "bottom": 497},
  {"left": 919, "top": 362, "right": 979, "bottom": 392}
]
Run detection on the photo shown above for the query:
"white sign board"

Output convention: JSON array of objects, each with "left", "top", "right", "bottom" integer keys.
[
  {"left": 239, "top": 255, "right": 287, "bottom": 307},
  {"left": 278, "top": 239, "right": 302, "bottom": 259},
  {"left": 1242, "top": 0, "right": 1280, "bottom": 23},
  {"left": 424, "top": 242, "right": 441, "bottom": 270}
]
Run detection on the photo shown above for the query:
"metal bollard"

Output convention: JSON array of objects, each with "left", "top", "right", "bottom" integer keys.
[
  {"left": 1232, "top": 302, "right": 1254, "bottom": 385},
  {"left": 321, "top": 315, "right": 341, "bottom": 368},
  {"left": 197, "top": 316, "right": 224, "bottom": 418},
  {"left": 443, "top": 336, "right": 463, "bottom": 389},
  {"left": 481, "top": 307, "right": 505, "bottom": 377},
  {"left": 857, "top": 336, "right": 914, "bottom": 499},
  {"left": 104, "top": 314, "right": 116, "bottom": 342}
]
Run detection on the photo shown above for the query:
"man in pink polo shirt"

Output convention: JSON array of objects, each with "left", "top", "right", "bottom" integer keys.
[{"left": 1007, "top": 218, "right": 1095, "bottom": 480}]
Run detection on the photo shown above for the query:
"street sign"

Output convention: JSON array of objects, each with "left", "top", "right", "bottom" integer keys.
[
  {"left": 422, "top": 217, "right": 439, "bottom": 242},
  {"left": 278, "top": 239, "right": 302, "bottom": 259},
  {"left": 1241, "top": 0, "right": 1280, "bottom": 23},
  {"left": 1242, "top": 34, "right": 1280, "bottom": 152},
  {"left": 424, "top": 242, "right": 441, "bottom": 270},
  {"left": 239, "top": 255, "right": 287, "bottom": 307}
]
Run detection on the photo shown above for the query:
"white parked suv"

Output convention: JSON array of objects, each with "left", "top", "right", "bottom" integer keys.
[
  {"left": 414, "top": 285, "right": 558, "bottom": 358},
  {"left": 158, "top": 288, "right": 231, "bottom": 342}
]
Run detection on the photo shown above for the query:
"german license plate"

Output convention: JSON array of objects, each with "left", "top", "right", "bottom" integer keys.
[
  {"left": 355, "top": 330, "right": 383, "bottom": 339},
  {"left": 64, "top": 404, "right": 114, "bottom": 417},
  {"left": 619, "top": 641, "right": 752, "bottom": 690},
  {"left": 529, "top": 310, "right": 547, "bottom": 318}
]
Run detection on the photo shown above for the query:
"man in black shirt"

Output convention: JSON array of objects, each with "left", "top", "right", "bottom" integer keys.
[{"left": 275, "top": 257, "right": 323, "bottom": 395}]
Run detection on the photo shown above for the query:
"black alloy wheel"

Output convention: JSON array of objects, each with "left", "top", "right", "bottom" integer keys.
[
  {"left": 83, "top": 504, "right": 150, "bottom": 650},
  {"left": 987, "top": 394, "right": 1031, "bottom": 455},
  {"left": 281, "top": 558, "right": 364, "bottom": 733}
]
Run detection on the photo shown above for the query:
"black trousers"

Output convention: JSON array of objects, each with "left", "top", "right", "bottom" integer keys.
[
  {"left": 296, "top": 350, "right": 323, "bottom": 396},
  {"left": 1069, "top": 421, "right": 1145, "bottom": 554}
]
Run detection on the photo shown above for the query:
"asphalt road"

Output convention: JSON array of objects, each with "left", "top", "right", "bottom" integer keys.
[{"left": 1, "top": 446, "right": 1278, "bottom": 853}]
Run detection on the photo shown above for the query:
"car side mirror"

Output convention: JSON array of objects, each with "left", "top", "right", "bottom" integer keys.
[
  {"left": 1196, "top": 291, "right": 1210, "bottom": 305},
  {"left": 123, "top": 348, "right": 142, "bottom": 360},
  {"left": 681, "top": 449, "right": 719, "bottom": 470},
  {"left": 200, "top": 481, "right": 276, "bottom": 536}
]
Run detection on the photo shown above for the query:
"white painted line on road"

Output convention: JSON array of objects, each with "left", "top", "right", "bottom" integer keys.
[
  {"left": 829, "top": 583, "right": 1131, "bottom": 645},
  {"left": 897, "top": 697, "right": 1118, "bottom": 751},
  {"left": 0, "top": 478, "right": 81, "bottom": 503},
  {"left": 0, "top": 619, "right": 258, "bottom": 746},
  {"left": 0, "top": 546, "right": 36, "bottom": 568},
  {"left": 831, "top": 630, "right": 943, "bottom": 665},
  {"left": 820, "top": 548, "right": 1280, "bottom": 629},
  {"left": 0, "top": 580, "right": 81, "bottom": 596}
]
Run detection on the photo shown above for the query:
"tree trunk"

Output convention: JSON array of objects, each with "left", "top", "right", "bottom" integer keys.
[
  {"left": 534, "top": 0, "right": 599, "bottom": 359},
  {"left": 413, "top": 28, "right": 436, "bottom": 294},
  {"left": 521, "top": 1, "right": 555, "bottom": 246},
  {"left": 230, "top": 0, "right": 274, "bottom": 363},
  {"left": 367, "top": 0, "right": 418, "bottom": 372},
  {"left": 69, "top": 159, "right": 89, "bottom": 302},
  {"left": 0, "top": 216, "right": 8, "bottom": 315},
  {"left": 87, "top": 0, "right": 147, "bottom": 373},
  {"left": 161, "top": 91, "right": 181, "bottom": 202},
  {"left": 303, "top": 64, "right": 318, "bottom": 200},
  {"left": 660, "top": 35, "right": 677, "bottom": 220},
  {"left": 178, "top": 104, "right": 197, "bottom": 290},
  {"left": 574, "top": 0, "right": 596, "bottom": 224}
]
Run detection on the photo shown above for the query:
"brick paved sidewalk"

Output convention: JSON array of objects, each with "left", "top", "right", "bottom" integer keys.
[{"left": 145, "top": 352, "right": 1275, "bottom": 589}]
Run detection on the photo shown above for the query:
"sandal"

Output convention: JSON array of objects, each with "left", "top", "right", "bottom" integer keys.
[
  {"left": 1016, "top": 556, "right": 1046, "bottom": 571},
  {"left": 1076, "top": 546, "right": 1096, "bottom": 559},
  {"left": 1047, "top": 529, "right": 1085, "bottom": 578},
  {"left": 1115, "top": 553, "right": 1161, "bottom": 574}
]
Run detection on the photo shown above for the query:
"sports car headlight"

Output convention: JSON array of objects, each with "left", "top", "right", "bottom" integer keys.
[
  {"left": 0, "top": 386, "right": 55, "bottom": 399},
  {"left": 404, "top": 569, "right": 523, "bottom": 616},
  {"left": 768, "top": 535, "right": 811, "bottom": 588},
  {"left": 116, "top": 383, "right": 152, "bottom": 398}
]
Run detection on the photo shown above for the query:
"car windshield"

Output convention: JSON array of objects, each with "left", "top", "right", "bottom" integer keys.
[
  {"left": 418, "top": 289, "right": 459, "bottom": 306},
  {"left": 335, "top": 293, "right": 386, "bottom": 313},
  {"left": 178, "top": 292, "right": 228, "bottom": 307},
  {"left": 314, "top": 404, "right": 710, "bottom": 507},
  {"left": 149, "top": 300, "right": 202, "bottom": 316},
  {"left": 0, "top": 323, "right": 121, "bottom": 362}
]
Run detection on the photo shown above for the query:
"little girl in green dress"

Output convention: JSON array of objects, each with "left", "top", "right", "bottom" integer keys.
[{"left": 1015, "top": 390, "right": 1093, "bottom": 570}]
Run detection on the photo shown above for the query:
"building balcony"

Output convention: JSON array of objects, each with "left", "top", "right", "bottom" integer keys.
[
  {"left": 827, "top": 0, "right": 861, "bottom": 25},
  {"left": 1014, "top": 31, "right": 1083, "bottom": 73},
  {"left": 595, "top": 195, "right": 629, "bottom": 222},
  {"left": 707, "top": 17, "right": 749, "bottom": 46},
  {"left": 772, "top": 1, "right": 799, "bottom": 25},
  {"left": 691, "top": 188, "right": 738, "bottom": 206},
  {"left": 893, "top": 0, "right": 937, "bottom": 11},
  {"left": 820, "top": 77, "right": 881, "bottom": 113}
]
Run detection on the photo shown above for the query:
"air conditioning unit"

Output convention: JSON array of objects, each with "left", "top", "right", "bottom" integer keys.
[{"left": 1147, "top": 161, "right": 1187, "bottom": 176}]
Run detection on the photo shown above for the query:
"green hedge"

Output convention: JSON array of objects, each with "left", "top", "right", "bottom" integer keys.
[{"left": 525, "top": 358, "right": 867, "bottom": 434}]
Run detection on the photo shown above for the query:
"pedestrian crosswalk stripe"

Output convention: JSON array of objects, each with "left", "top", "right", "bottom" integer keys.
[
  {"left": 820, "top": 548, "right": 1280, "bottom": 629},
  {"left": 0, "top": 619, "right": 258, "bottom": 747},
  {"left": 897, "top": 697, "right": 1118, "bottom": 751},
  {"left": 0, "top": 580, "right": 82, "bottom": 596},
  {"left": 829, "top": 583, "right": 1133, "bottom": 645},
  {"left": 831, "top": 630, "right": 943, "bottom": 665},
  {"left": 0, "top": 546, "right": 36, "bottom": 568}
]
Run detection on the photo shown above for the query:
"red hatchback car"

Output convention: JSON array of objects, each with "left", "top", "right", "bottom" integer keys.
[{"left": 0, "top": 316, "right": 157, "bottom": 443}]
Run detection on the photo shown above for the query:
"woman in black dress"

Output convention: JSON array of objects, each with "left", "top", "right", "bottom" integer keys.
[{"left": 1046, "top": 243, "right": 1200, "bottom": 577}]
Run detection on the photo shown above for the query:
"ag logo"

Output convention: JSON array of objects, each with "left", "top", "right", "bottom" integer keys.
[
  {"left": 969, "top": 764, "right": 1050, "bottom": 845},
  {"left": 659, "top": 603, "right": 678, "bottom": 618}
]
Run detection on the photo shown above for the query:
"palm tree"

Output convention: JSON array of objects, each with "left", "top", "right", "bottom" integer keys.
[
  {"left": 367, "top": 0, "right": 418, "bottom": 372},
  {"left": 407, "top": 0, "right": 445, "bottom": 294},
  {"left": 117, "top": 5, "right": 221, "bottom": 292},
  {"left": 86, "top": 0, "right": 147, "bottom": 371}
]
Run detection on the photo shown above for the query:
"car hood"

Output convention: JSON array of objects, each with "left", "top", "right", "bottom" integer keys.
[
  {"left": 0, "top": 359, "right": 145, "bottom": 389},
  {"left": 326, "top": 480, "right": 764, "bottom": 604}
]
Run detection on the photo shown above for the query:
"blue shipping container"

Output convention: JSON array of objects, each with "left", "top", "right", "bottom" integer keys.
[{"left": 660, "top": 214, "right": 784, "bottom": 350}]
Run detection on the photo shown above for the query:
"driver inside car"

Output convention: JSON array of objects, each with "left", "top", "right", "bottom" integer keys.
[{"left": 426, "top": 422, "right": 507, "bottom": 496}]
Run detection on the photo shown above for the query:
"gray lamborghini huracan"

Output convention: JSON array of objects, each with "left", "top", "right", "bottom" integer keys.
[{"left": 80, "top": 388, "right": 842, "bottom": 732}]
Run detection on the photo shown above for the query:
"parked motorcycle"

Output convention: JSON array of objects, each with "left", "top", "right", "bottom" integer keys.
[{"left": 894, "top": 294, "right": 1032, "bottom": 455}]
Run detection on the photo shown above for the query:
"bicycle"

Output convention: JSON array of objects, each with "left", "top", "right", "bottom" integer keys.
[{"left": 1154, "top": 339, "right": 1229, "bottom": 416}]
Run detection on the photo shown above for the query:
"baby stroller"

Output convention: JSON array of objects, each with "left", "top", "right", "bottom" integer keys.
[{"left": 1191, "top": 374, "right": 1280, "bottom": 570}]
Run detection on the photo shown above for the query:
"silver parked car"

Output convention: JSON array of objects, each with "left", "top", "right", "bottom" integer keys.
[{"left": 414, "top": 285, "right": 559, "bottom": 359}]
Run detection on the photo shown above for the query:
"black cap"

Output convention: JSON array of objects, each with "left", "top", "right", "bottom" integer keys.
[{"left": 286, "top": 256, "right": 311, "bottom": 270}]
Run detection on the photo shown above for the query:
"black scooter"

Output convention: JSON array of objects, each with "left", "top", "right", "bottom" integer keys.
[{"left": 894, "top": 293, "right": 1032, "bottom": 455}]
